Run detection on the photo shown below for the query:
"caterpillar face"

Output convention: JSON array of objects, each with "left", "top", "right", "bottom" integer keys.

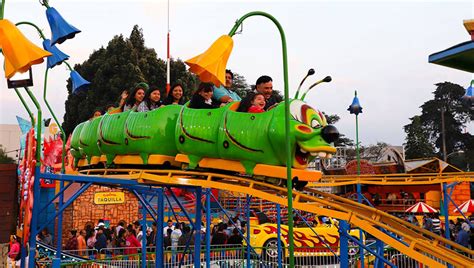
[{"left": 290, "top": 100, "right": 338, "bottom": 169}]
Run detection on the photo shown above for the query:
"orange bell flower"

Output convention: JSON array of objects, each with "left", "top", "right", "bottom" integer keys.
[
  {"left": 0, "top": 19, "right": 51, "bottom": 79},
  {"left": 185, "top": 35, "right": 233, "bottom": 87}
]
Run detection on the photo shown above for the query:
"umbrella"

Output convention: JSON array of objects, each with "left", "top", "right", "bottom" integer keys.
[
  {"left": 405, "top": 202, "right": 438, "bottom": 213},
  {"left": 453, "top": 199, "right": 474, "bottom": 213}
]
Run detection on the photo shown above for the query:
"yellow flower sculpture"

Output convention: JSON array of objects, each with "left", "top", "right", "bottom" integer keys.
[
  {"left": 0, "top": 19, "right": 51, "bottom": 79},
  {"left": 185, "top": 35, "right": 233, "bottom": 87}
]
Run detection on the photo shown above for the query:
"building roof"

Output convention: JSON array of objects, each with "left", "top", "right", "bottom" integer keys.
[{"left": 428, "top": 40, "right": 474, "bottom": 73}]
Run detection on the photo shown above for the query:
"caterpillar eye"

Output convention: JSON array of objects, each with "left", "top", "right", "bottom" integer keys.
[{"left": 311, "top": 119, "right": 320, "bottom": 129}]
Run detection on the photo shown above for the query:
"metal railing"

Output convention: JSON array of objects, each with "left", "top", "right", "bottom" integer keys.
[
  {"left": 60, "top": 244, "right": 363, "bottom": 267},
  {"left": 58, "top": 243, "right": 473, "bottom": 267}
]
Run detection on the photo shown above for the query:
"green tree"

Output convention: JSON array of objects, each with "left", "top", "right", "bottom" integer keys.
[
  {"left": 404, "top": 115, "right": 435, "bottom": 159},
  {"left": 62, "top": 25, "right": 197, "bottom": 135},
  {"left": 404, "top": 82, "right": 473, "bottom": 169},
  {"left": 0, "top": 145, "right": 14, "bottom": 164},
  {"left": 230, "top": 72, "right": 250, "bottom": 98}
]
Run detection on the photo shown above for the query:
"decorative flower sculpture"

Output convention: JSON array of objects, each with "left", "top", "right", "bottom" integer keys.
[
  {"left": 70, "top": 70, "right": 90, "bottom": 94},
  {"left": 42, "top": 39, "right": 69, "bottom": 69},
  {"left": 185, "top": 35, "right": 233, "bottom": 87},
  {"left": 348, "top": 91, "right": 363, "bottom": 115},
  {"left": 45, "top": 7, "right": 81, "bottom": 45},
  {"left": 462, "top": 80, "right": 474, "bottom": 110},
  {"left": 0, "top": 19, "right": 51, "bottom": 78}
]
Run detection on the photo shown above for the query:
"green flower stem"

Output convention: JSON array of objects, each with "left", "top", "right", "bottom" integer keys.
[
  {"left": 0, "top": 0, "right": 5, "bottom": 20},
  {"left": 64, "top": 61, "right": 73, "bottom": 71},
  {"left": 229, "top": 11, "right": 294, "bottom": 267},
  {"left": 16, "top": 21, "right": 47, "bottom": 40},
  {"left": 43, "top": 68, "right": 67, "bottom": 173},
  {"left": 14, "top": 88, "right": 35, "bottom": 125},
  {"left": 24, "top": 87, "right": 42, "bottom": 164}
]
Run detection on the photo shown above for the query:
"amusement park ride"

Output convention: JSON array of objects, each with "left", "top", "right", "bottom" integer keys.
[{"left": 2, "top": 1, "right": 474, "bottom": 267}]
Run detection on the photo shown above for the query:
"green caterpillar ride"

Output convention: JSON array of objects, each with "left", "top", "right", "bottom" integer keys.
[{"left": 70, "top": 96, "right": 339, "bottom": 188}]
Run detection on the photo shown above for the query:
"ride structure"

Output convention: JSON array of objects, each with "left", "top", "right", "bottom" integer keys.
[{"left": 2, "top": 1, "right": 474, "bottom": 267}]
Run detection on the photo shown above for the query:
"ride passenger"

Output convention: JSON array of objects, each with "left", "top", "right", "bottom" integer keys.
[
  {"left": 236, "top": 92, "right": 266, "bottom": 113},
  {"left": 137, "top": 87, "right": 163, "bottom": 112},
  {"left": 163, "top": 83, "right": 185, "bottom": 105},
  {"left": 123, "top": 82, "right": 148, "bottom": 111},
  {"left": 106, "top": 90, "right": 129, "bottom": 114},
  {"left": 189, "top": 82, "right": 219, "bottom": 109},
  {"left": 255, "top": 75, "right": 282, "bottom": 110},
  {"left": 213, "top": 69, "right": 241, "bottom": 105}
]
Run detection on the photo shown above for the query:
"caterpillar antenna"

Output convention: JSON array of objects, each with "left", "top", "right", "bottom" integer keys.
[
  {"left": 301, "top": 76, "right": 332, "bottom": 101},
  {"left": 294, "top": 68, "right": 315, "bottom": 99}
]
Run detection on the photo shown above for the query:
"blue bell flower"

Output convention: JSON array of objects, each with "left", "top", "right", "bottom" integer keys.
[
  {"left": 42, "top": 39, "right": 69, "bottom": 69},
  {"left": 348, "top": 91, "right": 363, "bottom": 115},
  {"left": 46, "top": 7, "right": 81, "bottom": 46},
  {"left": 462, "top": 81, "right": 474, "bottom": 110},
  {"left": 70, "top": 71, "right": 90, "bottom": 94}
]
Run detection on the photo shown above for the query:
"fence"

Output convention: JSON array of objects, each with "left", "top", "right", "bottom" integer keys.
[{"left": 56, "top": 245, "right": 353, "bottom": 268}]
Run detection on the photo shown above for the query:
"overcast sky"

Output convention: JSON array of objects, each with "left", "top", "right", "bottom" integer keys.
[{"left": 0, "top": 0, "right": 472, "bottom": 146}]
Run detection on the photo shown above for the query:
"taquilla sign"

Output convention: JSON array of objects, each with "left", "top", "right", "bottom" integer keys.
[{"left": 94, "top": 192, "right": 125, "bottom": 204}]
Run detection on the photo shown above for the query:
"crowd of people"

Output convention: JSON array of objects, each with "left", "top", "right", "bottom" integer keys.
[
  {"left": 59, "top": 217, "right": 245, "bottom": 258},
  {"left": 90, "top": 70, "right": 283, "bottom": 119}
]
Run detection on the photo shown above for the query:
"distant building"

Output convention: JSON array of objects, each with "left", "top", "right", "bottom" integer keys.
[{"left": 0, "top": 124, "right": 21, "bottom": 160}]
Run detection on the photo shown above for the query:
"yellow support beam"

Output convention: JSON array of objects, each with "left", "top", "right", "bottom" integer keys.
[
  {"left": 75, "top": 168, "right": 474, "bottom": 267},
  {"left": 308, "top": 172, "right": 474, "bottom": 187}
]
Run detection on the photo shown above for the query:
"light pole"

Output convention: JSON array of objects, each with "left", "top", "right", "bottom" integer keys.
[
  {"left": 347, "top": 90, "right": 364, "bottom": 267},
  {"left": 348, "top": 91, "right": 363, "bottom": 175}
]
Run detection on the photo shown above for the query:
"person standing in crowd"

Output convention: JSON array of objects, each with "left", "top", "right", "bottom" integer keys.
[
  {"left": 227, "top": 228, "right": 243, "bottom": 246},
  {"left": 133, "top": 221, "right": 144, "bottom": 245},
  {"left": 137, "top": 87, "right": 163, "bottom": 112},
  {"left": 8, "top": 235, "right": 20, "bottom": 268},
  {"left": 125, "top": 227, "right": 141, "bottom": 255},
  {"left": 189, "top": 82, "right": 218, "bottom": 109},
  {"left": 431, "top": 214, "right": 441, "bottom": 235},
  {"left": 147, "top": 222, "right": 157, "bottom": 248},
  {"left": 163, "top": 220, "right": 175, "bottom": 235},
  {"left": 163, "top": 83, "right": 185, "bottom": 105},
  {"left": 178, "top": 225, "right": 194, "bottom": 247},
  {"left": 65, "top": 230, "right": 78, "bottom": 251},
  {"left": 170, "top": 224, "right": 182, "bottom": 250},
  {"left": 77, "top": 230, "right": 87, "bottom": 256},
  {"left": 456, "top": 222, "right": 470, "bottom": 247},
  {"left": 213, "top": 69, "right": 241, "bottom": 105},
  {"left": 423, "top": 215, "right": 433, "bottom": 232},
  {"left": 211, "top": 224, "right": 228, "bottom": 245},
  {"left": 164, "top": 228, "right": 173, "bottom": 250},
  {"left": 38, "top": 228, "right": 53, "bottom": 246},
  {"left": 94, "top": 227, "right": 107, "bottom": 253},
  {"left": 254, "top": 75, "right": 282, "bottom": 110},
  {"left": 116, "top": 221, "right": 125, "bottom": 236},
  {"left": 123, "top": 83, "right": 148, "bottom": 111},
  {"left": 115, "top": 229, "right": 127, "bottom": 255}
]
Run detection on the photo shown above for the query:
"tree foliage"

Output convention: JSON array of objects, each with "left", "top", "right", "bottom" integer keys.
[
  {"left": 230, "top": 73, "right": 250, "bottom": 98},
  {"left": 62, "top": 25, "right": 197, "bottom": 135},
  {"left": 404, "top": 82, "right": 473, "bottom": 169},
  {"left": 0, "top": 145, "right": 15, "bottom": 164},
  {"left": 404, "top": 115, "right": 435, "bottom": 159}
]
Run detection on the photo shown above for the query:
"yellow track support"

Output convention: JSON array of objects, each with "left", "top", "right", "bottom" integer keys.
[
  {"left": 309, "top": 172, "right": 474, "bottom": 187},
  {"left": 76, "top": 168, "right": 474, "bottom": 267}
]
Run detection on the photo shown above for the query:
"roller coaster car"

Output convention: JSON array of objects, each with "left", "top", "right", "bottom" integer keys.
[
  {"left": 70, "top": 99, "right": 339, "bottom": 186},
  {"left": 248, "top": 212, "right": 363, "bottom": 258}
]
